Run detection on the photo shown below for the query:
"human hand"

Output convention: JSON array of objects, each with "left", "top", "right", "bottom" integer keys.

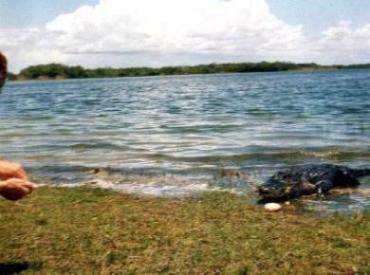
[
  {"left": 0, "top": 178, "right": 36, "bottom": 201},
  {"left": 0, "top": 161, "right": 29, "bottom": 181}
]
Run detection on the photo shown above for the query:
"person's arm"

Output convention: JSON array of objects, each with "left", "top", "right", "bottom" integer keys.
[
  {"left": 0, "top": 53, "right": 36, "bottom": 201},
  {"left": 0, "top": 161, "right": 36, "bottom": 201},
  {"left": 0, "top": 160, "right": 29, "bottom": 180}
]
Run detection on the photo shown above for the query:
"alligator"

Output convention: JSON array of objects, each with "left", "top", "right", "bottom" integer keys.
[{"left": 258, "top": 164, "right": 370, "bottom": 202}]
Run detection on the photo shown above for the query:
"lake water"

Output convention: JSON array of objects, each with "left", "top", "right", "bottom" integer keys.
[{"left": 1, "top": 70, "right": 370, "bottom": 211}]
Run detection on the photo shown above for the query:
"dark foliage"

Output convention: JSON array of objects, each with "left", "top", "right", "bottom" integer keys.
[
  {"left": 9, "top": 61, "right": 370, "bottom": 81},
  {"left": 10, "top": 61, "right": 326, "bottom": 80}
]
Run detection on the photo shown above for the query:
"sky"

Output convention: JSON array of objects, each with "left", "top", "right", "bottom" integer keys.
[{"left": 1, "top": 0, "right": 370, "bottom": 72}]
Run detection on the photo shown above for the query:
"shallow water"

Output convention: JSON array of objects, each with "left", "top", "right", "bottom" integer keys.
[{"left": 1, "top": 70, "right": 370, "bottom": 210}]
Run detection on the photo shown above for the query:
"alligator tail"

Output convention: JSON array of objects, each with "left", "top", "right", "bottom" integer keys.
[{"left": 352, "top": 168, "right": 370, "bottom": 178}]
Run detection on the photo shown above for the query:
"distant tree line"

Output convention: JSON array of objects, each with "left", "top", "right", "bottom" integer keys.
[
  {"left": 336, "top": 64, "right": 370, "bottom": 70},
  {"left": 7, "top": 61, "right": 370, "bottom": 81}
]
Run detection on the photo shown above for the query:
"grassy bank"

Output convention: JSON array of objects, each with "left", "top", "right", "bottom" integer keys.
[{"left": 0, "top": 187, "right": 369, "bottom": 274}]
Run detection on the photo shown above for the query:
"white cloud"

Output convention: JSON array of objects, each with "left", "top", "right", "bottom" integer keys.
[
  {"left": 1, "top": 0, "right": 370, "bottom": 71},
  {"left": 292, "top": 21, "right": 370, "bottom": 65},
  {"left": 322, "top": 21, "right": 370, "bottom": 46},
  {"left": 45, "top": 0, "right": 305, "bottom": 55},
  {"left": 0, "top": 28, "right": 66, "bottom": 71}
]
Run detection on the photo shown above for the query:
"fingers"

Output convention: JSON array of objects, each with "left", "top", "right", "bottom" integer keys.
[{"left": 22, "top": 181, "right": 36, "bottom": 193}]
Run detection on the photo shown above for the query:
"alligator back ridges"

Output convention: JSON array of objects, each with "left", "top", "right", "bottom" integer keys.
[{"left": 258, "top": 164, "right": 370, "bottom": 202}]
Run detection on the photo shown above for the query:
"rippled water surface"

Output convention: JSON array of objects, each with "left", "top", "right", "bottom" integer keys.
[{"left": 1, "top": 71, "right": 370, "bottom": 209}]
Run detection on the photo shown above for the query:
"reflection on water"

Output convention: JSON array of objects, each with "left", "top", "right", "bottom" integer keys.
[{"left": 0, "top": 70, "right": 370, "bottom": 211}]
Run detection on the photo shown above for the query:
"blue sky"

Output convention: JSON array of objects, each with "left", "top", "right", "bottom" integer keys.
[
  {"left": 1, "top": 0, "right": 370, "bottom": 71},
  {"left": 268, "top": 0, "right": 370, "bottom": 34},
  {"left": 0, "top": 0, "right": 98, "bottom": 27}
]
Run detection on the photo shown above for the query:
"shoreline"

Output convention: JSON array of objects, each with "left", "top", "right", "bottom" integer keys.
[
  {"left": 9, "top": 60, "right": 364, "bottom": 82},
  {"left": 8, "top": 67, "right": 342, "bottom": 83},
  {"left": 0, "top": 186, "right": 368, "bottom": 273},
  {"left": 33, "top": 178, "right": 370, "bottom": 212},
  {"left": 8, "top": 66, "right": 369, "bottom": 84}
]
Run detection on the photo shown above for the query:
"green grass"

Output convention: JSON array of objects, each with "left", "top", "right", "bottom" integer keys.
[{"left": 0, "top": 187, "right": 369, "bottom": 274}]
